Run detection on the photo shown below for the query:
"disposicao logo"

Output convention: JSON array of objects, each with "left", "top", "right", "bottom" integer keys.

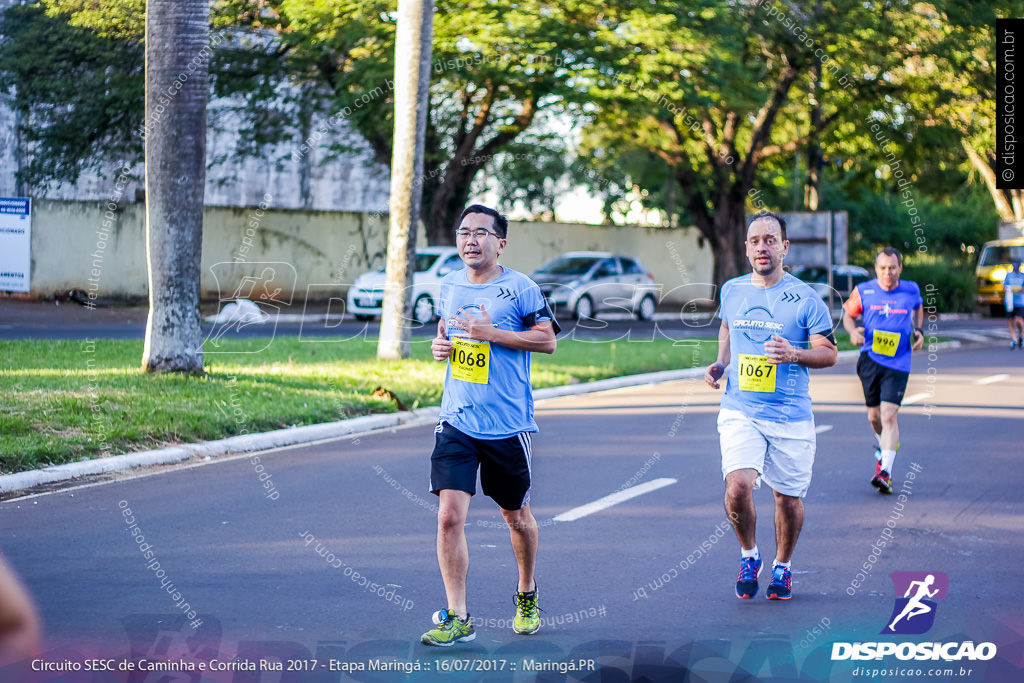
[
  {"left": 831, "top": 571, "right": 998, "bottom": 663},
  {"left": 882, "top": 571, "right": 948, "bottom": 635}
]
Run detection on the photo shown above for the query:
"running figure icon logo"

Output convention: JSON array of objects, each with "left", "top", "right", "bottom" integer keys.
[{"left": 881, "top": 571, "right": 949, "bottom": 635}]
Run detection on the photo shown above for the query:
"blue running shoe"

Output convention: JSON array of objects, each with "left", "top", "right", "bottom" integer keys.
[
  {"left": 766, "top": 564, "right": 793, "bottom": 600},
  {"left": 735, "top": 556, "right": 762, "bottom": 599}
]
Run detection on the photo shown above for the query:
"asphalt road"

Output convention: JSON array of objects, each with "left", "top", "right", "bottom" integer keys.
[{"left": 1, "top": 345, "right": 1022, "bottom": 682}]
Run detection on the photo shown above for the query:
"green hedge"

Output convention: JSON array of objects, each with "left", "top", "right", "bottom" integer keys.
[{"left": 900, "top": 263, "right": 976, "bottom": 313}]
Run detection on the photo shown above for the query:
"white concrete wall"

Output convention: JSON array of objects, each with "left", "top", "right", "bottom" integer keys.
[{"left": 24, "top": 199, "right": 713, "bottom": 304}]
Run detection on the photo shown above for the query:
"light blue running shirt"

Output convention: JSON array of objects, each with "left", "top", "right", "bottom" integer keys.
[
  {"left": 719, "top": 273, "right": 834, "bottom": 423},
  {"left": 1004, "top": 271, "right": 1024, "bottom": 309},
  {"left": 437, "top": 266, "right": 554, "bottom": 438}
]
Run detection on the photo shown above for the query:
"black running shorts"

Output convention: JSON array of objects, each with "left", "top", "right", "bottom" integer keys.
[
  {"left": 429, "top": 422, "right": 533, "bottom": 511},
  {"left": 856, "top": 353, "right": 910, "bottom": 407}
]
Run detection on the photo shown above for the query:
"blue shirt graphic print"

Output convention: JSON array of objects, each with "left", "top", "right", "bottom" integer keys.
[
  {"left": 719, "top": 273, "right": 833, "bottom": 423},
  {"left": 437, "top": 266, "right": 552, "bottom": 438}
]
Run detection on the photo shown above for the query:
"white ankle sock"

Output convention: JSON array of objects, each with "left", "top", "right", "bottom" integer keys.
[{"left": 881, "top": 449, "right": 897, "bottom": 473}]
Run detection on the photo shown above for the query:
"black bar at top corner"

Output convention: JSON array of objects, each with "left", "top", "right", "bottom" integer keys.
[{"left": 998, "top": 18, "right": 1024, "bottom": 190}]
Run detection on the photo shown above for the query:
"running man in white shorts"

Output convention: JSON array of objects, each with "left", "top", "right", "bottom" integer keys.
[{"left": 705, "top": 212, "right": 837, "bottom": 600}]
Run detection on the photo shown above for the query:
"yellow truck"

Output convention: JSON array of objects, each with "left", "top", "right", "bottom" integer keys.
[{"left": 976, "top": 237, "right": 1024, "bottom": 316}]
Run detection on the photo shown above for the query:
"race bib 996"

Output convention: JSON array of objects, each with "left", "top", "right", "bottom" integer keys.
[{"left": 872, "top": 329, "right": 900, "bottom": 357}]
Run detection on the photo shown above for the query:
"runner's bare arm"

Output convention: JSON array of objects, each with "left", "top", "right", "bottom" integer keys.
[
  {"left": 765, "top": 333, "right": 837, "bottom": 368},
  {"left": 841, "top": 310, "right": 865, "bottom": 346},
  {"left": 431, "top": 317, "right": 453, "bottom": 361},
  {"left": 455, "top": 307, "right": 556, "bottom": 354},
  {"left": 912, "top": 305, "right": 925, "bottom": 351},
  {"left": 705, "top": 321, "right": 730, "bottom": 389},
  {"left": 0, "top": 555, "right": 40, "bottom": 661}
]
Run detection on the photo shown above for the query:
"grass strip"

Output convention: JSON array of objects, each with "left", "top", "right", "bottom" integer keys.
[{"left": 1, "top": 333, "right": 860, "bottom": 473}]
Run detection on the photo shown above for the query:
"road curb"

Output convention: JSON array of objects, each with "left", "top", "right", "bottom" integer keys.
[
  {"left": 0, "top": 411, "right": 441, "bottom": 495},
  {"left": 0, "top": 340, "right": 964, "bottom": 495}
]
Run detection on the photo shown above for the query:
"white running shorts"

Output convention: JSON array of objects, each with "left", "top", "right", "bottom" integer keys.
[{"left": 718, "top": 408, "right": 816, "bottom": 497}]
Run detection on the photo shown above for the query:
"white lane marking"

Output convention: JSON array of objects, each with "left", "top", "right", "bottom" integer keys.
[
  {"left": 553, "top": 477, "right": 677, "bottom": 523},
  {"left": 953, "top": 332, "right": 992, "bottom": 342},
  {"left": 975, "top": 374, "right": 1010, "bottom": 385},
  {"left": 902, "top": 393, "right": 932, "bottom": 405},
  {"left": 815, "top": 425, "right": 833, "bottom": 434}
]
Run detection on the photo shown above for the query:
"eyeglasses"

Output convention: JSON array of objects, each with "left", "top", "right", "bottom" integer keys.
[{"left": 455, "top": 228, "right": 501, "bottom": 239}]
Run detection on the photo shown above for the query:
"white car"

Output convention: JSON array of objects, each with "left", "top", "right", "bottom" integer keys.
[
  {"left": 531, "top": 251, "right": 660, "bottom": 320},
  {"left": 346, "top": 247, "right": 464, "bottom": 324}
]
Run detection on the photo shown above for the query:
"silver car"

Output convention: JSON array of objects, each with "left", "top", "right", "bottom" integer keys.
[{"left": 531, "top": 252, "right": 659, "bottom": 320}]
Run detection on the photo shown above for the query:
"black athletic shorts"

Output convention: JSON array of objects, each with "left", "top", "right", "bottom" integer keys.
[
  {"left": 1006, "top": 307, "right": 1023, "bottom": 319},
  {"left": 429, "top": 422, "right": 533, "bottom": 511},
  {"left": 856, "top": 353, "right": 910, "bottom": 407}
]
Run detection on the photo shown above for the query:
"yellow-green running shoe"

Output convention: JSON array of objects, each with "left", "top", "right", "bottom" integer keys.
[
  {"left": 420, "top": 610, "right": 475, "bottom": 647},
  {"left": 513, "top": 585, "right": 540, "bottom": 634}
]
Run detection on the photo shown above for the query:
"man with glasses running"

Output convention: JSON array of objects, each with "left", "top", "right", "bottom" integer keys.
[{"left": 420, "top": 204, "right": 558, "bottom": 646}]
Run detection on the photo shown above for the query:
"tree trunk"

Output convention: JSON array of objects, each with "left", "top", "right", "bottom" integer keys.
[
  {"left": 804, "top": 61, "right": 823, "bottom": 211},
  {"left": 378, "top": 0, "right": 434, "bottom": 360},
  {"left": 962, "top": 139, "right": 1024, "bottom": 223},
  {"left": 674, "top": 166, "right": 751, "bottom": 297},
  {"left": 141, "top": 0, "right": 208, "bottom": 375},
  {"left": 423, "top": 159, "right": 475, "bottom": 246},
  {"left": 707, "top": 196, "right": 750, "bottom": 295},
  {"left": 421, "top": 93, "right": 537, "bottom": 246}
]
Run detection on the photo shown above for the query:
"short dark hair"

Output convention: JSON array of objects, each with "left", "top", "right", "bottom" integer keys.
[
  {"left": 747, "top": 211, "right": 787, "bottom": 242},
  {"left": 876, "top": 247, "right": 903, "bottom": 265},
  {"left": 458, "top": 204, "right": 508, "bottom": 238}
]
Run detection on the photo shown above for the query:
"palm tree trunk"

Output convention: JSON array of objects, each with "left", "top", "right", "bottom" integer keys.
[
  {"left": 141, "top": 0, "right": 209, "bottom": 374},
  {"left": 378, "top": 0, "right": 435, "bottom": 360}
]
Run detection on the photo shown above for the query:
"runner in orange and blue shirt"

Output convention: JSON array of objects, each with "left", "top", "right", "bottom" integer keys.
[{"left": 841, "top": 247, "right": 924, "bottom": 495}]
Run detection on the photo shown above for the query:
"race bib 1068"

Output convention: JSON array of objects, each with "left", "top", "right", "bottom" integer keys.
[
  {"left": 737, "top": 354, "right": 776, "bottom": 393},
  {"left": 872, "top": 329, "right": 900, "bottom": 357},
  {"left": 450, "top": 338, "right": 490, "bottom": 384}
]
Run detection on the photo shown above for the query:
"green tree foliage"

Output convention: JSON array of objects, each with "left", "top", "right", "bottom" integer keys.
[
  {"left": 0, "top": 1, "right": 144, "bottom": 188},
  {"left": 0, "top": 0, "right": 1008, "bottom": 287},
  {"left": 573, "top": 0, "right": 932, "bottom": 288},
  {"left": 1, "top": 0, "right": 615, "bottom": 245},
  {"left": 875, "top": 1, "right": 1024, "bottom": 224},
  {"left": 294, "top": 0, "right": 615, "bottom": 243}
]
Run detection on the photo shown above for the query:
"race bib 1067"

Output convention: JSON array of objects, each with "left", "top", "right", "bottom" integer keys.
[{"left": 737, "top": 354, "right": 776, "bottom": 393}]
